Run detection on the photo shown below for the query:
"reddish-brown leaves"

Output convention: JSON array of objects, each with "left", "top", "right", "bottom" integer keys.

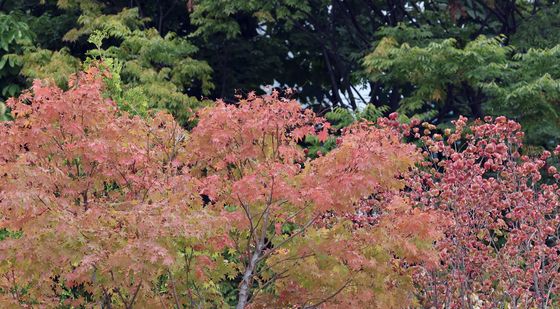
[
  {"left": 410, "top": 116, "right": 560, "bottom": 308},
  {"left": 0, "top": 68, "right": 209, "bottom": 306},
  {"left": 189, "top": 94, "right": 440, "bottom": 307},
  {"left": 1, "top": 76, "right": 441, "bottom": 308}
]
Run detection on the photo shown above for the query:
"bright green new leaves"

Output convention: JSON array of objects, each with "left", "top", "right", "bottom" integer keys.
[
  {"left": 13, "top": 48, "right": 81, "bottom": 89},
  {"left": 81, "top": 9, "right": 213, "bottom": 127},
  {"left": 364, "top": 32, "right": 560, "bottom": 146},
  {"left": 62, "top": 7, "right": 146, "bottom": 42},
  {"left": 4, "top": 7, "right": 213, "bottom": 128},
  {"left": 87, "top": 25, "right": 214, "bottom": 126}
]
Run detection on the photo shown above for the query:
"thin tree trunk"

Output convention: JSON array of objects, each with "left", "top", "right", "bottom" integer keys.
[
  {"left": 236, "top": 244, "right": 262, "bottom": 309},
  {"left": 237, "top": 208, "right": 270, "bottom": 308},
  {"left": 322, "top": 48, "right": 343, "bottom": 107},
  {"left": 462, "top": 82, "right": 484, "bottom": 119},
  {"left": 388, "top": 86, "right": 401, "bottom": 111}
]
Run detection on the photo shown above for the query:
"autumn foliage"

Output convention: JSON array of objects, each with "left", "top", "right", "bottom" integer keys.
[
  {"left": 0, "top": 69, "right": 439, "bottom": 308},
  {"left": 0, "top": 68, "right": 205, "bottom": 307},
  {"left": 1, "top": 69, "right": 560, "bottom": 308},
  {"left": 409, "top": 116, "right": 560, "bottom": 308},
  {"left": 188, "top": 93, "right": 440, "bottom": 308}
]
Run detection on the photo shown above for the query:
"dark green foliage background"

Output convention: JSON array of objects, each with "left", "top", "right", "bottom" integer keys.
[{"left": 2, "top": 0, "right": 560, "bottom": 144}]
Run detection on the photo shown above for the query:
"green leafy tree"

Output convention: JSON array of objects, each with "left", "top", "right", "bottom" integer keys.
[
  {"left": 9, "top": 6, "right": 214, "bottom": 127},
  {"left": 364, "top": 32, "right": 560, "bottom": 146},
  {"left": 189, "top": 0, "right": 541, "bottom": 110},
  {"left": 2, "top": 0, "right": 560, "bottom": 139},
  {"left": 0, "top": 12, "right": 34, "bottom": 119},
  {"left": 78, "top": 9, "right": 214, "bottom": 126}
]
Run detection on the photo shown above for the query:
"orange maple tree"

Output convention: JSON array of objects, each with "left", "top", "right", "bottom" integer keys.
[
  {"left": 171, "top": 91, "right": 441, "bottom": 308},
  {"left": 0, "top": 68, "right": 211, "bottom": 307},
  {"left": 0, "top": 70, "right": 441, "bottom": 307}
]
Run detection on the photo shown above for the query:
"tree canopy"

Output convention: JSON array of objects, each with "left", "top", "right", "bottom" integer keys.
[
  {"left": 3, "top": 0, "right": 560, "bottom": 307},
  {"left": 1, "top": 0, "right": 560, "bottom": 146}
]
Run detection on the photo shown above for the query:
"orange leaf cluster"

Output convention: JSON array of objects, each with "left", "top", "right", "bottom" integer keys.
[{"left": 0, "top": 74, "right": 441, "bottom": 308}]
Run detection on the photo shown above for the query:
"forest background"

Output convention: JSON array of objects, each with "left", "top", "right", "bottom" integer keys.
[{"left": 2, "top": 0, "right": 560, "bottom": 148}]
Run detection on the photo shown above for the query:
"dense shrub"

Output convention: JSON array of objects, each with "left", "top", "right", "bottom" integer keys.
[{"left": 409, "top": 116, "right": 560, "bottom": 308}]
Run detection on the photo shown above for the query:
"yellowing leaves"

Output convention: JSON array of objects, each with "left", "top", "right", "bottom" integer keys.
[{"left": 431, "top": 88, "right": 443, "bottom": 101}]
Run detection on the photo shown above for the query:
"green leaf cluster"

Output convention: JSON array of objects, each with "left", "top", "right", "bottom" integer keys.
[
  {"left": 0, "top": 12, "right": 34, "bottom": 119},
  {"left": 364, "top": 32, "right": 560, "bottom": 146},
  {"left": 83, "top": 17, "right": 214, "bottom": 126}
]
